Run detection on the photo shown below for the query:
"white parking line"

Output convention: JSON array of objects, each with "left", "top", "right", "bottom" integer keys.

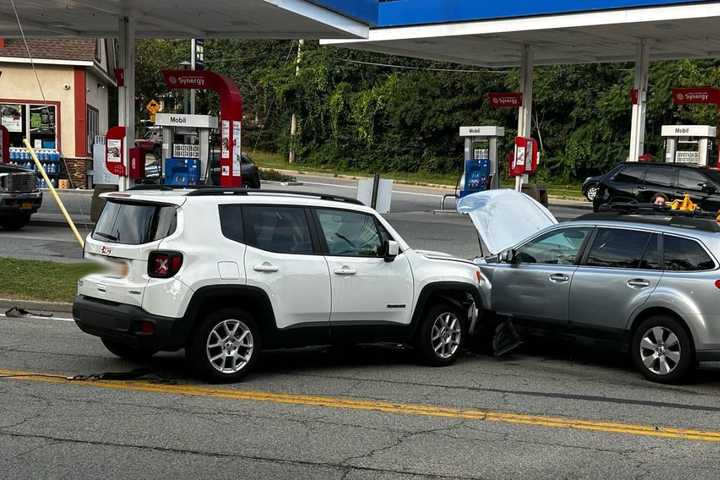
[{"left": 0, "top": 313, "right": 75, "bottom": 322}]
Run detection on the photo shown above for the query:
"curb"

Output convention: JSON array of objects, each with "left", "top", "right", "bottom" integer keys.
[
  {"left": 30, "top": 219, "right": 95, "bottom": 229},
  {"left": 0, "top": 297, "right": 73, "bottom": 314},
  {"left": 261, "top": 167, "right": 588, "bottom": 202}
]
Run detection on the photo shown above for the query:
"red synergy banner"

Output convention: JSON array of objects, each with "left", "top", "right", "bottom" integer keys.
[
  {"left": 162, "top": 70, "right": 244, "bottom": 188},
  {"left": 488, "top": 92, "right": 523, "bottom": 108},
  {"left": 672, "top": 87, "right": 720, "bottom": 105}
]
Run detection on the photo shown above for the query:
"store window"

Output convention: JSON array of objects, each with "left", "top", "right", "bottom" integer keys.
[{"left": 0, "top": 102, "right": 58, "bottom": 150}]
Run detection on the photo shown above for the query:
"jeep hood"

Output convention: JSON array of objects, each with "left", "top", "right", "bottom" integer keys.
[{"left": 457, "top": 189, "right": 557, "bottom": 255}]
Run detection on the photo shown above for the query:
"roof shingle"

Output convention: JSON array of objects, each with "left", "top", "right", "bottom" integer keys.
[{"left": 0, "top": 38, "right": 97, "bottom": 62}]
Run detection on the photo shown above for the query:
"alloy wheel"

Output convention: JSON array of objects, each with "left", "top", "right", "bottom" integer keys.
[
  {"left": 431, "top": 312, "right": 462, "bottom": 359},
  {"left": 206, "top": 319, "right": 254, "bottom": 374},
  {"left": 639, "top": 326, "right": 681, "bottom": 375},
  {"left": 586, "top": 185, "right": 599, "bottom": 201}
]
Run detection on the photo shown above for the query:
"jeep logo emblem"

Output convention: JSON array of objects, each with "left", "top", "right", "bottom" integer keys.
[{"left": 100, "top": 245, "right": 112, "bottom": 256}]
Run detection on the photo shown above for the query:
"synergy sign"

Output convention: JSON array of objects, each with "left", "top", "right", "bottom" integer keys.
[
  {"left": 488, "top": 92, "right": 523, "bottom": 109},
  {"left": 672, "top": 87, "right": 720, "bottom": 105}
]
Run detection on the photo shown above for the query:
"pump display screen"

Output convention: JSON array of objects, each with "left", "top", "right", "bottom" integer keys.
[{"left": 675, "top": 150, "right": 700, "bottom": 163}]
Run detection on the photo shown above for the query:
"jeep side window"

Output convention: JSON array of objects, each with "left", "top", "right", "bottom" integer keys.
[
  {"left": 316, "top": 209, "right": 385, "bottom": 257},
  {"left": 613, "top": 165, "right": 646, "bottom": 184},
  {"left": 663, "top": 235, "right": 715, "bottom": 271},
  {"left": 218, "top": 204, "right": 244, "bottom": 243},
  {"left": 243, "top": 206, "right": 313, "bottom": 255},
  {"left": 585, "top": 228, "right": 651, "bottom": 269},
  {"left": 515, "top": 228, "right": 591, "bottom": 265}
]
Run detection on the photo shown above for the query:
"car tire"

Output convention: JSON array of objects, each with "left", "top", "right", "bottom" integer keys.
[
  {"left": 187, "top": 308, "right": 261, "bottom": 382},
  {"left": 101, "top": 338, "right": 158, "bottom": 361},
  {"left": 416, "top": 302, "right": 465, "bottom": 366},
  {"left": 631, "top": 316, "right": 695, "bottom": 384},
  {"left": 0, "top": 213, "right": 31, "bottom": 231}
]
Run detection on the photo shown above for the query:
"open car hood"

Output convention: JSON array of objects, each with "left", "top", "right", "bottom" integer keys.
[{"left": 457, "top": 189, "right": 558, "bottom": 255}]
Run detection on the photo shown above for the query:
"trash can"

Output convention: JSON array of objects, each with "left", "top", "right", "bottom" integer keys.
[{"left": 521, "top": 184, "right": 549, "bottom": 207}]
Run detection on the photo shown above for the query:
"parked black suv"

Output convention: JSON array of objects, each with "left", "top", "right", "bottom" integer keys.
[
  {"left": 593, "top": 162, "right": 720, "bottom": 211},
  {"left": 0, "top": 163, "right": 42, "bottom": 230}
]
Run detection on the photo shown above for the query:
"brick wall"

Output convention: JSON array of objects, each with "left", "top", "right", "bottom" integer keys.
[{"left": 63, "top": 157, "right": 89, "bottom": 188}]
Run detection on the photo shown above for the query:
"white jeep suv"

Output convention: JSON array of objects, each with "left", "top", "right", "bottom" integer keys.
[{"left": 74, "top": 188, "right": 489, "bottom": 381}]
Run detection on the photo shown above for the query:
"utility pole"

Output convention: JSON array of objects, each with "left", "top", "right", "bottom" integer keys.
[
  {"left": 190, "top": 39, "right": 197, "bottom": 114},
  {"left": 289, "top": 39, "right": 304, "bottom": 164}
]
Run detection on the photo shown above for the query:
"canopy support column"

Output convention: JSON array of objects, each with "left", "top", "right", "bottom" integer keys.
[
  {"left": 118, "top": 16, "right": 136, "bottom": 191},
  {"left": 516, "top": 45, "right": 533, "bottom": 192},
  {"left": 629, "top": 39, "right": 650, "bottom": 162}
]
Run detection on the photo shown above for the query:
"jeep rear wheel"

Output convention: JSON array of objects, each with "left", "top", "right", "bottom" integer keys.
[
  {"left": 416, "top": 302, "right": 465, "bottom": 366},
  {"left": 187, "top": 308, "right": 261, "bottom": 382},
  {"left": 101, "top": 338, "right": 158, "bottom": 361},
  {"left": 632, "top": 316, "right": 694, "bottom": 384}
]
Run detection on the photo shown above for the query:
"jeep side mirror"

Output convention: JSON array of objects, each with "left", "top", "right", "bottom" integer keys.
[{"left": 384, "top": 240, "right": 400, "bottom": 262}]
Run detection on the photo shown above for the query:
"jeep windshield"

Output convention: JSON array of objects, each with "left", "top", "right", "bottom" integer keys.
[{"left": 93, "top": 200, "right": 177, "bottom": 245}]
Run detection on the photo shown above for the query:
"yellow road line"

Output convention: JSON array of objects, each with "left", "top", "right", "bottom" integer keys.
[{"left": 1, "top": 367, "right": 719, "bottom": 443}]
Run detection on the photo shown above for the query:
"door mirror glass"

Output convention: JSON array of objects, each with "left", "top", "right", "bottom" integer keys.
[
  {"left": 500, "top": 249, "right": 516, "bottom": 264},
  {"left": 384, "top": 240, "right": 400, "bottom": 262}
]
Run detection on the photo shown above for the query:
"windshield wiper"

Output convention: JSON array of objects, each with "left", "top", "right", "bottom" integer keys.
[{"left": 94, "top": 231, "right": 118, "bottom": 241}]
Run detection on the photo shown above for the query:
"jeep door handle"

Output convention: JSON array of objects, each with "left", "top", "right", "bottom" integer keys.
[
  {"left": 334, "top": 266, "right": 357, "bottom": 276},
  {"left": 549, "top": 273, "right": 569, "bottom": 283},
  {"left": 627, "top": 279, "right": 650, "bottom": 288},
  {"left": 253, "top": 263, "right": 279, "bottom": 273}
]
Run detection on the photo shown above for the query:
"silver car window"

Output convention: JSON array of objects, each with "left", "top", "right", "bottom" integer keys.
[
  {"left": 663, "top": 235, "right": 716, "bottom": 271},
  {"left": 516, "top": 228, "right": 591, "bottom": 265},
  {"left": 586, "top": 228, "right": 651, "bottom": 269}
]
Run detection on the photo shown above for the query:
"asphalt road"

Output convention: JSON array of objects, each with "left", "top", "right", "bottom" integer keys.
[
  {"left": 1, "top": 175, "right": 590, "bottom": 262},
  {"left": 1, "top": 313, "right": 720, "bottom": 479}
]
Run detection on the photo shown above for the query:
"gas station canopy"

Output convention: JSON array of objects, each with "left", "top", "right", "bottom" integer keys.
[
  {"left": 326, "top": 0, "right": 720, "bottom": 66},
  {"left": 0, "top": 0, "right": 376, "bottom": 39}
]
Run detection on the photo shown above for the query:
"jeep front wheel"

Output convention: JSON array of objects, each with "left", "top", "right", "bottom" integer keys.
[
  {"left": 416, "top": 303, "right": 464, "bottom": 366},
  {"left": 187, "top": 309, "right": 261, "bottom": 382}
]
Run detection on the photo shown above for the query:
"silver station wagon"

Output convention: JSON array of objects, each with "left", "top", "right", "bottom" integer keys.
[{"left": 460, "top": 190, "right": 720, "bottom": 384}]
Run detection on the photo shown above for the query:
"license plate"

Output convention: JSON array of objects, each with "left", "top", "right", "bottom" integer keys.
[{"left": 19, "top": 202, "right": 33, "bottom": 210}]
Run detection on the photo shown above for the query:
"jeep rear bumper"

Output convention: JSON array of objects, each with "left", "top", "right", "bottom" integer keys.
[{"left": 73, "top": 295, "right": 186, "bottom": 351}]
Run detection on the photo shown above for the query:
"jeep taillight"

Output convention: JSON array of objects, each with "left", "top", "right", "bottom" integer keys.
[{"left": 148, "top": 251, "right": 183, "bottom": 278}]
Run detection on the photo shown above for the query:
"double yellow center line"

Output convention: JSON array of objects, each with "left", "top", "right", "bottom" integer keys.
[{"left": 1, "top": 367, "right": 718, "bottom": 443}]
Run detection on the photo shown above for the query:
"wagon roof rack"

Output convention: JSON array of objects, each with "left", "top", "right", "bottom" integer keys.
[
  {"left": 578, "top": 202, "right": 720, "bottom": 233},
  {"left": 185, "top": 187, "right": 365, "bottom": 205}
]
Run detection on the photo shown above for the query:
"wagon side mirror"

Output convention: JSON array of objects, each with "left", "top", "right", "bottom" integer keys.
[{"left": 500, "top": 249, "right": 517, "bottom": 264}]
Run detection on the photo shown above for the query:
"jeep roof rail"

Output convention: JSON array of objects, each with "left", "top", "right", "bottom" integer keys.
[{"left": 185, "top": 188, "right": 365, "bottom": 205}]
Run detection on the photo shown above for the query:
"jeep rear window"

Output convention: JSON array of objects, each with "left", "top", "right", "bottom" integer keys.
[{"left": 93, "top": 201, "right": 177, "bottom": 245}]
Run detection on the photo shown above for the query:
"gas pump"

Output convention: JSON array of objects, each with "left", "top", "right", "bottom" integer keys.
[
  {"left": 458, "top": 126, "right": 504, "bottom": 197},
  {"left": 661, "top": 125, "right": 717, "bottom": 167},
  {"left": 154, "top": 113, "right": 218, "bottom": 186}
]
